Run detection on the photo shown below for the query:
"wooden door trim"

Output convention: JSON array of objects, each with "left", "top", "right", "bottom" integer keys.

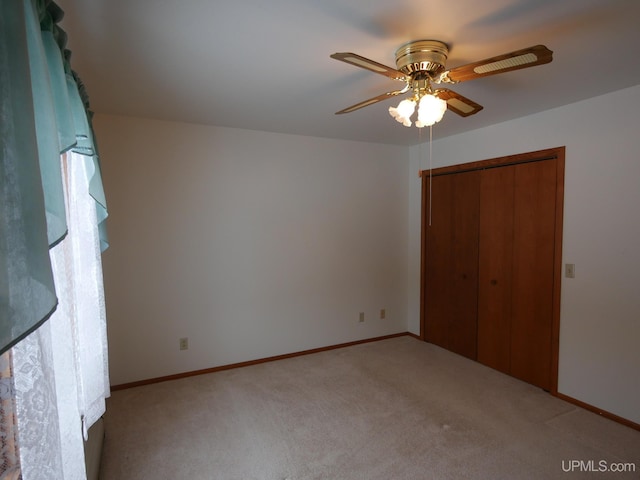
[
  {"left": 420, "top": 146, "right": 565, "bottom": 393},
  {"left": 419, "top": 170, "right": 428, "bottom": 341},
  {"left": 419, "top": 147, "right": 562, "bottom": 178},
  {"left": 550, "top": 148, "right": 565, "bottom": 395}
]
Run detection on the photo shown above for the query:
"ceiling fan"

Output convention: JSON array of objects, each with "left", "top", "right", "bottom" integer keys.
[{"left": 330, "top": 41, "right": 553, "bottom": 127}]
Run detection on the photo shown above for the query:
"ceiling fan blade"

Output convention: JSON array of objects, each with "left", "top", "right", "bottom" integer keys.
[
  {"left": 330, "top": 52, "right": 406, "bottom": 81},
  {"left": 335, "top": 88, "right": 408, "bottom": 114},
  {"left": 436, "top": 89, "right": 483, "bottom": 117},
  {"left": 445, "top": 45, "right": 553, "bottom": 83}
]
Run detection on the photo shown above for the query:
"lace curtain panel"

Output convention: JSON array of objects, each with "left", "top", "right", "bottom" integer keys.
[
  {"left": 0, "top": 352, "right": 21, "bottom": 480},
  {"left": 8, "top": 153, "right": 110, "bottom": 480}
]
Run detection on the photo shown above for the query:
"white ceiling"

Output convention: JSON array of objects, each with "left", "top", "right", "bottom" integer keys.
[{"left": 56, "top": 0, "right": 640, "bottom": 146}]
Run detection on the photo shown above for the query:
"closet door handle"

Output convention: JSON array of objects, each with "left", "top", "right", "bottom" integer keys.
[{"left": 490, "top": 279, "right": 498, "bottom": 285}]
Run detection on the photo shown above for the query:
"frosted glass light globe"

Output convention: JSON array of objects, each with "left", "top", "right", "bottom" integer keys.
[
  {"left": 388, "top": 98, "right": 417, "bottom": 127},
  {"left": 415, "top": 94, "right": 447, "bottom": 128}
]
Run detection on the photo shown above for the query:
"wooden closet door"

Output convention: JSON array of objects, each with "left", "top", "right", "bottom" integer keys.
[
  {"left": 478, "top": 159, "right": 557, "bottom": 390},
  {"left": 424, "top": 171, "right": 479, "bottom": 360},
  {"left": 478, "top": 166, "right": 515, "bottom": 374},
  {"left": 421, "top": 147, "right": 564, "bottom": 392},
  {"left": 510, "top": 159, "right": 557, "bottom": 390}
]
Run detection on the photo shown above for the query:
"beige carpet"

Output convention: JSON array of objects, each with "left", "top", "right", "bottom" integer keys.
[{"left": 99, "top": 336, "right": 640, "bottom": 479}]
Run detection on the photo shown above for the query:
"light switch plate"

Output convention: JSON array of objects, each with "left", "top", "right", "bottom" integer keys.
[{"left": 565, "top": 264, "right": 575, "bottom": 278}]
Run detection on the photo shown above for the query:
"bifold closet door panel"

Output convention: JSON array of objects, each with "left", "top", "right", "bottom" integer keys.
[
  {"left": 510, "top": 159, "right": 557, "bottom": 390},
  {"left": 449, "top": 171, "right": 480, "bottom": 360},
  {"left": 424, "top": 174, "right": 454, "bottom": 352},
  {"left": 424, "top": 171, "right": 479, "bottom": 360},
  {"left": 478, "top": 166, "right": 515, "bottom": 374}
]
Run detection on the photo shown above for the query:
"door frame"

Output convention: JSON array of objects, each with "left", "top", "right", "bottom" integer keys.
[{"left": 419, "top": 146, "right": 565, "bottom": 394}]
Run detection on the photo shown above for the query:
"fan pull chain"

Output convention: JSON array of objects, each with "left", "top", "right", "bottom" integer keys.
[
  {"left": 429, "top": 125, "right": 433, "bottom": 226},
  {"left": 418, "top": 126, "right": 423, "bottom": 174}
]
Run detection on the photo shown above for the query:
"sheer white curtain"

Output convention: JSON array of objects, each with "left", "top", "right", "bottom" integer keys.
[{"left": 11, "top": 152, "right": 110, "bottom": 480}]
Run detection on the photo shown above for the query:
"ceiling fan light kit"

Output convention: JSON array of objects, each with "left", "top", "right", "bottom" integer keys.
[{"left": 330, "top": 40, "right": 553, "bottom": 128}]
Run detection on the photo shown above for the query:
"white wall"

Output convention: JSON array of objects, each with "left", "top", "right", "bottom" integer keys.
[
  {"left": 408, "top": 85, "right": 640, "bottom": 425},
  {"left": 96, "top": 116, "right": 409, "bottom": 386},
  {"left": 97, "top": 85, "right": 640, "bottom": 425}
]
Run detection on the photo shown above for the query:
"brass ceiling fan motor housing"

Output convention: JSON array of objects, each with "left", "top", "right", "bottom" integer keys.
[{"left": 395, "top": 40, "right": 449, "bottom": 76}]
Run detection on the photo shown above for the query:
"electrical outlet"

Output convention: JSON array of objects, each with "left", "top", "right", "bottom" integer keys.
[
  {"left": 380, "top": 309, "right": 386, "bottom": 319},
  {"left": 359, "top": 312, "right": 365, "bottom": 323},
  {"left": 179, "top": 337, "right": 189, "bottom": 350}
]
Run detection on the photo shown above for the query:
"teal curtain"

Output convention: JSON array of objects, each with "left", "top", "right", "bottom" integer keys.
[
  {"left": 0, "top": 0, "right": 107, "bottom": 354},
  {"left": 68, "top": 74, "right": 109, "bottom": 250},
  {"left": 0, "top": 0, "right": 58, "bottom": 354},
  {"left": 25, "top": 0, "right": 67, "bottom": 247}
]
